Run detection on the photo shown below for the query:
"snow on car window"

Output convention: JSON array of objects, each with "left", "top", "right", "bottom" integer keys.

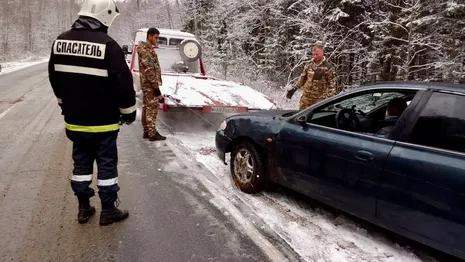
[{"left": 322, "top": 92, "right": 405, "bottom": 113}]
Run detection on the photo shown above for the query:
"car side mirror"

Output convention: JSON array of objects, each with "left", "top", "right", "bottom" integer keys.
[{"left": 296, "top": 115, "right": 308, "bottom": 125}]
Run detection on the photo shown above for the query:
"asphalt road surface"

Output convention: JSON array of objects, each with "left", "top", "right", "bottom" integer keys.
[{"left": 0, "top": 63, "right": 297, "bottom": 262}]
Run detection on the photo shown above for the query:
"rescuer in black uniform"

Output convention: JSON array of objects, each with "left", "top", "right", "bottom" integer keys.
[{"left": 48, "top": 0, "right": 135, "bottom": 226}]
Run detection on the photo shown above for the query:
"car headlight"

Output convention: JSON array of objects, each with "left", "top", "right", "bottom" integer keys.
[{"left": 218, "top": 120, "right": 227, "bottom": 131}]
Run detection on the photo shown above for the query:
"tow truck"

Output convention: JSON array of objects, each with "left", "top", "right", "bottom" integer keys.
[{"left": 123, "top": 28, "right": 278, "bottom": 113}]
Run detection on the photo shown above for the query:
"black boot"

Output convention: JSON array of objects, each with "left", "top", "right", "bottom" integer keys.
[
  {"left": 143, "top": 131, "right": 149, "bottom": 139},
  {"left": 77, "top": 196, "right": 96, "bottom": 224},
  {"left": 100, "top": 199, "right": 129, "bottom": 226},
  {"left": 148, "top": 131, "right": 166, "bottom": 141}
]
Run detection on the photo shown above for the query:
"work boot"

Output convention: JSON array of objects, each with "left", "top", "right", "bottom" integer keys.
[
  {"left": 99, "top": 199, "right": 129, "bottom": 226},
  {"left": 77, "top": 196, "right": 96, "bottom": 224},
  {"left": 143, "top": 131, "right": 149, "bottom": 139},
  {"left": 148, "top": 131, "right": 166, "bottom": 141}
]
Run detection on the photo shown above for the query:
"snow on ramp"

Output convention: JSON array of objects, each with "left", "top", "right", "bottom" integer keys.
[{"left": 159, "top": 74, "right": 277, "bottom": 110}]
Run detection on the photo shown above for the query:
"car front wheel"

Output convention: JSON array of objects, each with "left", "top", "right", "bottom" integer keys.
[{"left": 230, "top": 141, "right": 265, "bottom": 194}]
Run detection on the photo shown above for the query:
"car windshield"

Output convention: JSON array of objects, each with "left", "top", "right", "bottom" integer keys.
[
  {"left": 133, "top": 46, "right": 201, "bottom": 74},
  {"left": 321, "top": 92, "right": 406, "bottom": 113}
]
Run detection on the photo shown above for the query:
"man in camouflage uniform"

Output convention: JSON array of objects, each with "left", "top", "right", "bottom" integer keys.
[
  {"left": 286, "top": 45, "right": 337, "bottom": 110},
  {"left": 137, "top": 27, "right": 166, "bottom": 141}
]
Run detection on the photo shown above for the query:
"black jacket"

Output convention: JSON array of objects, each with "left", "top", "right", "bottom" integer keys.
[{"left": 48, "top": 17, "right": 136, "bottom": 134}]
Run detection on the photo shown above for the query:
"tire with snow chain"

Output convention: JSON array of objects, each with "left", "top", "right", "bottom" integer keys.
[{"left": 230, "top": 141, "right": 265, "bottom": 194}]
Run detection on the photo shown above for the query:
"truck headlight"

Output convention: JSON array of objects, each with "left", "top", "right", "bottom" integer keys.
[{"left": 218, "top": 120, "right": 227, "bottom": 131}]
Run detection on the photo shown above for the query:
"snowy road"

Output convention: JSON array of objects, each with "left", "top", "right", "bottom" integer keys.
[
  {"left": 0, "top": 63, "right": 297, "bottom": 262},
  {"left": 0, "top": 63, "right": 458, "bottom": 262}
]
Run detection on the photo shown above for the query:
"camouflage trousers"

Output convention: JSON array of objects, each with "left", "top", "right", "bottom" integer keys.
[
  {"left": 299, "top": 94, "right": 325, "bottom": 110},
  {"left": 141, "top": 88, "right": 159, "bottom": 137}
]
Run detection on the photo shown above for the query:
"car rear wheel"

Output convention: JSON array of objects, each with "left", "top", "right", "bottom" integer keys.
[{"left": 230, "top": 141, "right": 265, "bottom": 194}]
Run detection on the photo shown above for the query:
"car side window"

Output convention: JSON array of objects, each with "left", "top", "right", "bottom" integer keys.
[
  {"left": 318, "top": 92, "right": 406, "bottom": 114},
  {"left": 407, "top": 92, "right": 465, "bottom": 153},
  {"left": 169, "top": 38, "right": 183, "bottom": 46},
  {"left": 158, "top": 37, "right": 168, "bottom": 45}
]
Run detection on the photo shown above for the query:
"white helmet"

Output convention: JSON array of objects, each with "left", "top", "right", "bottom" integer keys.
[{"left": 78, "top": 0, "right": 120, "bottom": 27}]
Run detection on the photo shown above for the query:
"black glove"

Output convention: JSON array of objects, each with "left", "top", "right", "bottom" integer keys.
[
  {"left": 154, "top": 87, "right": 162, "bottom": 97},
  {"left": 119, "top": 118, "right": 133, "bottom": 125},
  {"left": 286, "top": 87, "right": 297, "bottom": 99},
  {"left": 120, "top": 112, "right": 136, "bottom": 125}
]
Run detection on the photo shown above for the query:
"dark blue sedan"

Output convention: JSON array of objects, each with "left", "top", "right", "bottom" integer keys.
[{"left": 215, "top": 81, "right": 465, "bottom": 260}]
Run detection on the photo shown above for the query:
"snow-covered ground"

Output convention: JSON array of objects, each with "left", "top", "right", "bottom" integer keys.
[
  {"left": 168, "top": 130, "right": 436, "bottom": 262},
  {"left": 0, "top": 57, "right": 48, "bottom": 75}
]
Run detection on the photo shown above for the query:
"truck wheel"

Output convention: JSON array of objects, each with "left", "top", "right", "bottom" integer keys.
[
  {"left": 179, "top": 40, "right": 202, "bottom": 62},
  {"left": 230, "top": 141, "right": 265, "bottom": 194}
]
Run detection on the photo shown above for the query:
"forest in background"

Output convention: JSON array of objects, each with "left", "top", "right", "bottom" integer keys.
[
  {"left": 1, "top": 0, "right": 464, "bottom": 90},
  {"left": 0, "top": 0, "right": 184, "bottom": 61},
  {"left": 181, "top": 0, "right": 465, "bottom": 89}
]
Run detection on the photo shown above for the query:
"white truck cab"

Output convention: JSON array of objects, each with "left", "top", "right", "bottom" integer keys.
[
  {"left": 134, "top": 28, "right": 198, "bottom": 46},
  {"left": 124, "top": 28, "right": 205, "bottom": 76}
]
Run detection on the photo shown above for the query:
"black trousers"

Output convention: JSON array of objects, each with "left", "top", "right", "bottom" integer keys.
[{"left": 66, "top": 130, "right": 120, "bottom": 206}]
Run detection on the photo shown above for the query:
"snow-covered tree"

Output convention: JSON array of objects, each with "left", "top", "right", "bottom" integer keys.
[{"left": 1, "top": 0, "right": 463, "bottom": 86}]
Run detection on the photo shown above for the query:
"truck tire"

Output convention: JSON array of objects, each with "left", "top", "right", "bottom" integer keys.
[{"left": 179, "top": 40, "right": 202, "bottom": 62}]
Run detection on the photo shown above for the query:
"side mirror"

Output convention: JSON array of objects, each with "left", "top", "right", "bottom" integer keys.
[{"left": 296, "top": 115, "right": 307, "bottom": 125}]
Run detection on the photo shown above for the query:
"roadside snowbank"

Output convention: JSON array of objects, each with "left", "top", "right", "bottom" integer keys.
[{"left": 0, "top": 57, "right": 48, "bottom": 75}]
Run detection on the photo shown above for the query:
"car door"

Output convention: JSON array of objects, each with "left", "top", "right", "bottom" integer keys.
[
  {"left": 377, "top": 90, "right": 465, "bottom": 256},
  {"left": 276, "top": 118, "right": 393, "bottom": 217},
  {"left": 274, "top": 120, "right": 320, "bottom": 196},
  {"left": 302, "top": 123, "right": 395, "bottom": 217},
  {"left": 275, "top": 90, "right": 407, "bottom": 218}
]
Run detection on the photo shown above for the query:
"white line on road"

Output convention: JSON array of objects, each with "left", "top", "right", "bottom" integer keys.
[
  {"left": 206, "top": 179, "right": 292, "bottom": 262},
  {"left": 0, "top": 77, "right": 49, "bottom": 120},
  {"left": 0, "top": 104, "right": 16, "bottom": 120}
]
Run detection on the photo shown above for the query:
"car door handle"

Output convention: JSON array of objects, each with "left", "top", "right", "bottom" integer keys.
[{"left": 355, "top": 150, "right": 374, "bottom": 162}]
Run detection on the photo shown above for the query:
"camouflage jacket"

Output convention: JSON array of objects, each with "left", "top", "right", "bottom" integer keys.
[
  {"left": 295, "top": 57, "right": 337, "bottom": 98},
  {"left": 137, "top": 41, "right": 162, "bottom": 93}
]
